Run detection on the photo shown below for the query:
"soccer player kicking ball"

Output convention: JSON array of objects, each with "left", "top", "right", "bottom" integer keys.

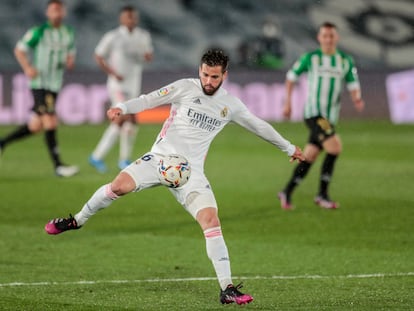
[{"left": 45, "top": 49, "right": 305, "bottom": 305}]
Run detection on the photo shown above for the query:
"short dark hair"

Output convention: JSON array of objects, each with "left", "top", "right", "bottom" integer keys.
[
  {"left": 201, "top": 49, "right": 229, "bottom": 73},
  {"left": 47, "top": 0, "right": 64, "bottom": 6},
  {"left": 319, "top": 21, "right": 337, "bottom": 30},
  {"left": 120, "top": 5, "right": 136, "bottom": 13}
]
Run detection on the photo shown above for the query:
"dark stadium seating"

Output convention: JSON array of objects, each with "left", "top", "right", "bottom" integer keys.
[{"left": 0, "top": 0, "right": 413, "bottom": 70}]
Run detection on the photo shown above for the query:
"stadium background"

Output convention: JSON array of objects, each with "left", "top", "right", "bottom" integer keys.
[
  {"left": 0, "top": 1, "right": 413, "bottom": 309},
  {"left": 0, "top": 0, "right": 414, "bottom": 125}
]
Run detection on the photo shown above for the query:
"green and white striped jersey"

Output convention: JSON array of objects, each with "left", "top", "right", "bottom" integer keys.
[
  {"left": 16, "top": 22, "right": 75, "bottom": 92},
  {"left": 287, "top": 49, "right": 360, "bottom": 124}
]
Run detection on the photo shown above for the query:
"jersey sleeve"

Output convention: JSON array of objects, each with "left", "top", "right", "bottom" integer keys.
[
  {"left": 142, "top": 30, "right": 154, "bottom": 54},
  {"left": 116, "top": 79, "right": 188, "bottom": 114},
  {"left": 16, "top": 26, "right": 42, "bottom": 51},
  {"left": 344, "top": 55, "right": 361, "bottom": 91},
  {"left": 286, "top": 53, "right": 310, "bottom": 82},
  {"left": 230, "top": 99, "right": 296, "bottom": 156},
  {"left": 95, "top": 31, "right": 114, "bottom": 58}
]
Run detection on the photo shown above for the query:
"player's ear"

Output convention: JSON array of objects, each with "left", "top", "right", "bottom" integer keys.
[{"left": 222, "top": 70, "right": 228, "bottom": 80}]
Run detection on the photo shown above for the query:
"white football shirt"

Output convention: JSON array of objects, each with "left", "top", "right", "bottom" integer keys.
[
  {"left": 95, "top": 25, "right": 153, "bottom": 99},
  {"left": 116, "top": 78, "right": 295, "bottom": 173}
]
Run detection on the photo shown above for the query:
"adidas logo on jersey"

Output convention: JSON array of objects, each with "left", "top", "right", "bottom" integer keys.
[{"left": 192, "top": 98, "right": 202, "bottom": 105}]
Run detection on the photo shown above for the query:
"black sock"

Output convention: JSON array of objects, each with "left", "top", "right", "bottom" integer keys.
[
  {"left": 45, "top": 129, "right": 62, "bottom": 168},
  {"left": 319, "top": 153, "right": 338, "bottom": 198},
  {"left": 284, "top": 161, "right": 312, "bottom": 199},
  {"left": 1, "top": 124, "right": 32, "bottom": 147}
]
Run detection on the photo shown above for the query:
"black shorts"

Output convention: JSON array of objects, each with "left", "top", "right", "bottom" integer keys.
[
  {"left": 31, "top": 89, "right": 58, "bottom": 115},
  {"left": 305, "top": 116, "right": 336, "bottom": 149}
]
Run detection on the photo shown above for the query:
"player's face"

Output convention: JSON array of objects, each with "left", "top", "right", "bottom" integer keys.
[
  {"left": 317, "top": 26, "right": 339, "bottom": 54},
  {"left": 199, "top": 64, "right": 227, "bottom": 96},
  {"left": 120, "top": 10, "right": 138, "bottom": 30},
  {"left": 46, "top": 3, "right": 66, "bottom": 27}
]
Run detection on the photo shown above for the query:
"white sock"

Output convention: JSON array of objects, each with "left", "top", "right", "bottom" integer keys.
[
  {"left": 92, "top": 123, "right": 120, "bottom": 160},
  {"left": 204, "top": 226, "right": 232, "bottom": 290},
  {"left": 74, "top": 184, "right": 119, "bottom": 226},
  {"left": 120, "top": 121, "right": 138, "bottom": 161}
]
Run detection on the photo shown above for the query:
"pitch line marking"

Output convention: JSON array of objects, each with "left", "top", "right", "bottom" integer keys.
[{"left": 0, "top": 272, "right": 413, "bottom": 288}]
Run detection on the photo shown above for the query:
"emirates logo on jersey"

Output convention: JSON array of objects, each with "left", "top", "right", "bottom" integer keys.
[{"left": 187, "top": 108, "right": 222, "bottom": 132}]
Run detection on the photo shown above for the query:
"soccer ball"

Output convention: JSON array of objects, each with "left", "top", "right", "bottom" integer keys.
[{"left": 157, "top": 154, "right": 191, "bottom": 188}]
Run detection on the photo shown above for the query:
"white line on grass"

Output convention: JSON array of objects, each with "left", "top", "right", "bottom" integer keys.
[{"left": 1, "top": 272, "right": 413, "bottom": 288}]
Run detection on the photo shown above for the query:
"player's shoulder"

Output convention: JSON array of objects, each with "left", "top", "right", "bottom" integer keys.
[
  {"left": 134, "top": 27, "right": 151, "bottom": 36},
  {"left": 26, "top": 22, "right": 48, "bottom": 35},
  {"left": 160, "top": 78, "right": 199, "bottom": 95},
  {"left": 61, "top": 24, "right": 75, "bottom": 33},
  {"left": 104, "top": 27, "right": 120, "bottom": 38},
  {"left": 21, "top": 23, "right": 48, "bottom": 43},
  {"left": 296, "top": 49, "right": 319, "bottom": 63},
  {"left": 336, "top": 49, "right": 355, "bottom": 62},
  {"left": 174, "top": 78, "right": 199, "bottom": 88},
  {"left": 306, "top": 49, "right": 322, "bottom": 58},
  {"left": 217, "top": 86, "right": 243, "bottom": 104}
]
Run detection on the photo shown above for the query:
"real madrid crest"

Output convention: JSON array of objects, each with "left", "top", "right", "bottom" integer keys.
[{"left": 220, "top": 107, "right": 228, "bottom": 118}]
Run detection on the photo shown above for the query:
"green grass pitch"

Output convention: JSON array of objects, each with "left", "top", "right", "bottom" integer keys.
[{"left": 0, "top": 120, "right": 413, "bottom": 310}]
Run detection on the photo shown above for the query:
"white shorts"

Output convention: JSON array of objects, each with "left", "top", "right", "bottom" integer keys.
[{"left": 122, "top": 152, "right": 217, "bottom": 219}]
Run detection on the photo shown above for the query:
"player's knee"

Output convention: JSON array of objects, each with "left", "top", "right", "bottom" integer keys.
[
  {"left": 111, "top": 172, "right": 136, "bottom": 196},
  {"left": 196, "top": 207, "right": 220, "bottom": 230},
  {"left": 28, "top": 123, "right": 42, "bottom": 133},
  {"left": 326, "top": 145, "right": 342, "bottom": 155}
]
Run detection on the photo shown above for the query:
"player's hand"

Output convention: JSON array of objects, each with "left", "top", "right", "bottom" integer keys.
[
  {"left": 66, "top": 55, "right": 75, "bottom": 70},
  {"left": 24, "top": 66, "right": 38, "bottom": 79},
  {"left": 107, "top": 107, "right": 123, "bottom": 121},
  {"left": 289, "top": 146, "right": 306, "bottom": 163},
  {"left": 354, "top": 98, "right": 365, "bottom": 112}
]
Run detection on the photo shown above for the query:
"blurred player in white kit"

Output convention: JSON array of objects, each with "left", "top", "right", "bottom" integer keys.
[{"left": 89, "top": 5, "right": 153, "bottom": 172}]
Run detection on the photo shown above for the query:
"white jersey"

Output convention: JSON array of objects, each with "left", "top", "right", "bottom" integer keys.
[
  {"left": 116, "top": 78, "right": 295, "bottom": 173},
  {"left": 95, "top": 25, "right": 153, "bottom": 100}
]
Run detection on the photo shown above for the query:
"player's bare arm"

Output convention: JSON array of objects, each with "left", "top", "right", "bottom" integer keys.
[
  {"left": 66, "top": 54, "right": 75, "bottom": 70},
  {"left": 350, "top": 89, "right": 365, "bottom": 112},
  {"left": 95, "top": 54, "right": 124, "bottom": 81},
  {"left": 14, "top": 48, "right": 37, "bottom": 78},
  {"left": 283, "top": 80, "right": 295, "bottom": 118}
]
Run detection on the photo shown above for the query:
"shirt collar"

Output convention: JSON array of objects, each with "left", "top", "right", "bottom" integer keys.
[{"left": 119, "top": 25, "right": 135, "bottom": 35}]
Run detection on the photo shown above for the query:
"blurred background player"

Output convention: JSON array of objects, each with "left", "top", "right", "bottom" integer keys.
[
  {"left": 88, "top": 5, "right": 153, "bottom": 173},
  {"left": 0, "top": 0, "right": 79, "bottom": 177},
  {"left": 278, "top": 21, "right": 365, "bottom": 209}
]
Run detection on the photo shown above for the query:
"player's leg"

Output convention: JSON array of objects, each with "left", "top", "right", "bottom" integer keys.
[
  {"left": 73, "top": 171, "right": 135, "bottom": 226},
  {"left": 89, "top": 89, "right": 125, "bottom": 173},
  {"left": 197, "top": 206, "right": 253, "bottom": 305},
  {"left": 119, "top": 114, "right": 138, "bottom": 170},
  {"left": 0, "top": 90, "right": 46, "bottom": 153},
  {"left": 0, "top": 122, "right": 37, "bottom": 155},
  {"left": 33, "top": 90, "right": 78, "bottom": 177},
  {"left": 41, "top": 113, "right": 79, "bottom": 177},
  {"left": 44, "top": 172, "right": 130, "bottom": 234},
  {"left": 314, "top": 134, "right": 342, "bottom": 209},
  {"left": 278, "top": 143, "right": 320, "bottom": 209},
  {"left": 174, "top": 182, "right": 253, "bottom": 305},
  {"left": 45, "top": 152, "right": 160, "bottom": 234},
  {"left": 89, "top": 122, "right": 121, "bottom": 172}
]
